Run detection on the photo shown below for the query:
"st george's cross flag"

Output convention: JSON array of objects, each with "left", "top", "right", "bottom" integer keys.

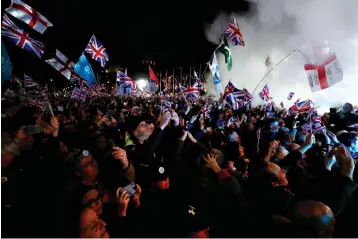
[
  {"left": 45, "top": 49, "right": 75, "bottom": 80},
  {"left": 5, "top": 0, "right": 53, "bottom": 34},
  {"left": 299, "top": 42, "right": 343, "bottom": 92}
]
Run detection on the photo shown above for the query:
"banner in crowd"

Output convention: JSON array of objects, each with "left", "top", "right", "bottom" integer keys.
[
  {"left": 74, "top": 54, "right": 96, "bottom": 87},
  {"left": 1, "top": 41, "right": 13, "bottom": 82}
]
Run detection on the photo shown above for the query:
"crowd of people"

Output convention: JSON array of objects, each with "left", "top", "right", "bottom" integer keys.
[{"left": 1, "top": 93, "right": 358, "bottom": 238}]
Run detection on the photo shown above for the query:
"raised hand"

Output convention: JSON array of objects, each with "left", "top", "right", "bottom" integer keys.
[{"left": 112, "top": 147, "right": 129, "bottom": 169}]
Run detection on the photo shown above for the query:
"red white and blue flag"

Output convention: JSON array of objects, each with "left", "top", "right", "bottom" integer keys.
[
  {"left": 1, "top": 14, "right": 44, "bottom": 58},
  {"left": 222, "top": 83, "right": 240, "bottom": 110},
  {"left": 224, "top": 18, "right": 245, "bottom": 46},
  {"left": 259, "top": 84, "right": 270, "bottom": 102},
  {"left": 85, "top": 35, "right": 109, "bottom": 67},
  {"left": 24, "top": 74, "right": 39, "bottom": 88},
  {"left": 183, "top": 82, "right": 200, "bottom": 99},
  {"left": 5, "top": 0, "right": 53, "bottom": 34},
  {"left": 117, "top": 71, "right": 135, "bottom": 89},
  {"left": 291, "top": 99, "right": 312, "bottom": 112},
  {"left": 71, "top": 87, "right": 87, "bottom": 102}
]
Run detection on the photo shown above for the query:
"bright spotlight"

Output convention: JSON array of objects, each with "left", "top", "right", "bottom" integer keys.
[{"left": 136, "top": 79, "right": 147, "bottom": 90}]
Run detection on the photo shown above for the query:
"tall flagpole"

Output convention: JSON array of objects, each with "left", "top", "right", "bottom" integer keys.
[
  {"left": 159, "top": 71, "right": 162, "bottom": 93},
  {"left": 165, "top": 70, "right": 168, "bottom": 90},
  {"left": 180, "top": 67, "right": 182, "bottom": 86},
  {"left": 172, "top": 69, "right": 175, "bottom": 95}
]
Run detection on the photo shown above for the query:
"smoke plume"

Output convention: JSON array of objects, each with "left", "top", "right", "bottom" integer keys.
[{"left": 204, "top": 0, "right": 358, "bottom": 112}]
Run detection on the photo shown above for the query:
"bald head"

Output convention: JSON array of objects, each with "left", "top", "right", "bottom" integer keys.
[{"left": 293, "top": 201, "right": 335, "bottom": 237}]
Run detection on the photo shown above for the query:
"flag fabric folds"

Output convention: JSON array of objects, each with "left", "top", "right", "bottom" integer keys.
[
  {"left": 216, "top": 38, "right": 232, "bottom": 71},
  {"left": 259, "top": 84, "right": 270, "bottom": 102},
  {"left": 224, "top": 18, "right": 245, "bottom": 46},
  {"left": 5, "top": 0, "right": 53, "bottom": 34},
  {"left": 117, "top": 71, "right": 135, "bottom": 89},
  {"left": 149, "top": 66, "right": 159, "bottom": 85},
  {"left": 1, "top": 41, "right": 13, "bottom": 82},
  {"left": 299, "top": 42, "right": 343, "bottom": 92},
  {"left": 1, "top": 14, "right": 44, "bottom": 58},
  {"left": 85, "top": 35, "right": 109, "bottom": 67},
  {"left": 24, "top": 74, "right": 39, "bottom": 88},
  {"left": 45, "top": 49, "right": 75, "bottom": 80},
  {"left": 71, "top": 87, "right": 87, "bottom": 102},
  {"left": 209, "top": 54, "right": 223, "bottom": 94},
  {"left": 74, "top": 54, "right": 96, "bottom": 87},
  {"left": 287, "top": 92, "right": 294, "bottom": 100}
]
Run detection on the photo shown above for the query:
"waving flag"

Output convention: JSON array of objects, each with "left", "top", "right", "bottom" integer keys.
[
  {"left": 216, "top": 38, "right": 232, "bottom": 71},
  {"left": 223, "top": 83, "right": 240, "bottom": 110},
  {"left": 224, "top": 18, "right": 245, "bottom": 46},
  {"left": 71, "top": 87, "right": 87, "bottom": 102},
  {"left": 209, "top": 54, "right": 223, "bottom": 93},
  {"left": 74, "top": 54, "right": 96, "bottom": 87},
  {"left": 1, "top": 14, "right": 44, "bottom": 58},
  {"left": 291, "top": 99, "right": 312, "bottom": 112},
  {"left": 24, "top": 74, "right": 39, "bottom": 88},
  {"left": 183, "top": 81, "right": 200, "bottom": 99},
  {"left": 5, "top": 0, "right": 53, "bottom": 34},
  {"left": 1, "top": 41, "right": 13, "bottom": 83},
  {"left": 46, "top": 49, "right": 75, "bottom": 80},
  {"left": 117, "top": 71, "right": 135, "bottom": 89},
  {"left": 85, "top": 35, "right": 109, "bottom": 67},
  {"left": 287, "top": 92, "right": 294, "bottom": 100},
  {"left": 259, "top": 84, "right": 270, "bottom": 102},
  {"left": 300, "top": 42, "right": 343, "bottom": 92},
  {"left": 199, "top": 104, "right": 212, "bottom": 121},
  {"left": 149, "top": 66, "right": 159, "bottom": 85}
]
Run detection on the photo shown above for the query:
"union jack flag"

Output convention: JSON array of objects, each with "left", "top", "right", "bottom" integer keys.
[
  {"left": 259, "top": 84, "right": 270, "bottom": 102},
  {"left": 287, "top": 92, "right": 294, "bottom": 100},
  {"left": 24, "top": 74, "right": 39, "bottom": 88},
  {"left": 1, "top": 14, "right": 44, "bottom": 58},
  {"left": 242, "top": 88, "right": 253, "bottom": 101},
  {"left": 222, "top": 84, "right": 240, "bottom": 110},
  {"left": 224, "top": 18, "right": 245, "bottom": 46},
  {"left": 291, "top": 99, "right": 312, "bottom": 112},
  {"left": 117, "top": 71, "right": 135, "bottom": 89},
  {"left": 85, "top": 35, "right": 109, "bottom": 67},
  {"left": 183, "top": 81, "right": 200, "bottom": 99},
  {"left": 199, "top": 104, "right": 212, "bottom": 121},
  {"left": 71, "top": 87, "right": 87, "bottom": 102},
  {"left": 175, "top": 84, "right": 186, "bottom": 95}
]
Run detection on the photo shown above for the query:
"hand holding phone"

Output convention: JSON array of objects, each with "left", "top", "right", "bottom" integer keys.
[{"left": 120, "top": 182, "right": 137, "bottom": 197}]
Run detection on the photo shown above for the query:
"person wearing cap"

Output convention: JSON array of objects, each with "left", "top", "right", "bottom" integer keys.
[{"left": 124, "top": 111, "right": 172, "bottom": 186}]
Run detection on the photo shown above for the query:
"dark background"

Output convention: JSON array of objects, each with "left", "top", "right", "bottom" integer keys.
[{"left": 2, "top": 0, "right": 250, "bottom": 89}]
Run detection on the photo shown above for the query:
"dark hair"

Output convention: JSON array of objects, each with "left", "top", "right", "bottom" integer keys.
[{"left": 338, "top": 132, "right": 357, "bottom": 148}]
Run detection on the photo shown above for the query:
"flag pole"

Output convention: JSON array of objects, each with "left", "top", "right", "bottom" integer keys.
[
  {"left": 165, "top": 70, "right": 168, "bottom": 90},
  {"left": 172, "top": 69, "right": 175, "bottom": 96},
  {"left": 159, "top": 70, "right": 162, "bottom": 93}
]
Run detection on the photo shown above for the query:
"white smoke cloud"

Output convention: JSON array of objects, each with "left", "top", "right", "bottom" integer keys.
[{"left": 204, "top": 0, "right": 358, "bottom": 110}]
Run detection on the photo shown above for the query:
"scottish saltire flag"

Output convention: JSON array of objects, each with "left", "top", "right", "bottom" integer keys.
[
  {"left": 259, "top": 84, "right": 270, "bottom": 101},
  {"left": 1, "top": 14, "right": 44, "bottom": 58},
  {"left": 74, "top": 54, "right": 96, "bottom": 87},
  {"left": 85, "top": 35, "right": 109, "bottom": 67},
  {"left": 117, "top": 71, "right": 135, "bottom": 89},
  {"left": 287, "top": 92, "right": 294, "bottom": 100},
  {"left": 1, "top": 41, "right": 12, "bottom": 82},
  {"left": 224, "top": 18, "right": 245, "bottom": 46},
  {"left": 209, "top": 54, "right": 223, "bottom": 94},
  {"left": 5, "top": 0, "right": 53, "bottom": 34},
  {"left": 71, "top": 87, "right": 87, "bottom": 102}
]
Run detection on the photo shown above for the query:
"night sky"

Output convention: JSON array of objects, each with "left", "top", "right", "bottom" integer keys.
[{"left": 2, "top": 0, "right": 250, "bottom": 88}]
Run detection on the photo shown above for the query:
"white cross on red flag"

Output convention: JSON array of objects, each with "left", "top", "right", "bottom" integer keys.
[{"left": 5, "top": 0, "right": 53, "bottom": 34}]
